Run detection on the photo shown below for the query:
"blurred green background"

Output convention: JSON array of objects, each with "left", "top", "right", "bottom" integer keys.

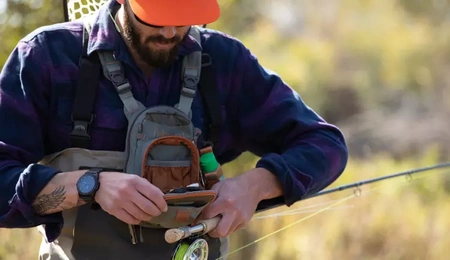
[{"left": 1, "top": 0, "right": 450, "bottom": 259}]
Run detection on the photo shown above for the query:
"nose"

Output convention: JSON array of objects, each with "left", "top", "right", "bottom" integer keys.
[{"left": 159, "top": 26, "right": 177, "bottom": 39}]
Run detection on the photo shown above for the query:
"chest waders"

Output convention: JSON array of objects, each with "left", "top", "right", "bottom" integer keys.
[{"left": 36, "top": 18, "right": 228, "bottom": 260}]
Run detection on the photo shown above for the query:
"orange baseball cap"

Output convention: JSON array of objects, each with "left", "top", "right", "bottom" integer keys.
[{"left": 126, "top": 0, "right": 221, "bottom": 26}]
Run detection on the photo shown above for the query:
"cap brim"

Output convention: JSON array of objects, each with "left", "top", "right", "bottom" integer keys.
[{"left": 129, "top": 0, "right": 220, "bottom": 26}]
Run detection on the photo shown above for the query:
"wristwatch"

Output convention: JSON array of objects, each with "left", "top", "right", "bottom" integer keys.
[{"left": 76, "top": 168, "right": 102, "bottom": 202}]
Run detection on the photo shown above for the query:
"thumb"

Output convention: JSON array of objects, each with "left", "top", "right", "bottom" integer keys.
[
  {"left": 194, "top": 200, "right": 222, "bottom": 224},
  {"left": 193, "top": 181, "right": 224, "bottom": 224},
  {"left": 210, "top": 181, "right": 222, "bottom": 193}
]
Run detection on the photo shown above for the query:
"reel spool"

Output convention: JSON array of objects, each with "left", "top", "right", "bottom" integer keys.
[{"left": 172, "top": 238, "right": 209, "bottom": 260}]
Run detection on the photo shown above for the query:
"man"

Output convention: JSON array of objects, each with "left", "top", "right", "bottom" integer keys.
[{"left": 0, "top": 0, "right": 348, "bottom": 259}]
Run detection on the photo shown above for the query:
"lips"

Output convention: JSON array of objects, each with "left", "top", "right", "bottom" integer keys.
[{"left": 152, "top": 42, "right": 174, "bottom": 49}]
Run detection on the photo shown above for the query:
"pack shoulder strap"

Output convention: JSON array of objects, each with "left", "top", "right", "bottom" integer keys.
[
  {"left": 182, "top": 26, "right": 223, "bottom": 144},
  {"left": 96, "top": 50, "right": 141, "bottom": 116},
  {"left": 176, "top": 26, "right": 202, "bottom": 116},
  {"left": 71, "top": 21, "right": 223, "bottom": 146},
  {"left": 70, "top": 18, "right": 101, "bottom": 148},
  {"left": 95, "top": 27, "right": 204, "bottom": 118}
]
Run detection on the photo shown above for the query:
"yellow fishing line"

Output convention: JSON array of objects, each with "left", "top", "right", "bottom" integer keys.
[
  {"left": 173, "top": 242, "right": 190, "bottom": 260},
  {"left": 216, "top": 193, "right": 356, "bottom": 260},
  {"left": 216, "top": 171, "right": 440, "bottom": 260}
]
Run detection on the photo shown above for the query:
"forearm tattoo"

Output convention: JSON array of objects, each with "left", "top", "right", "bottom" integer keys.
[{"left": 32, "top": 186, "right": 67, "bottom": 215}]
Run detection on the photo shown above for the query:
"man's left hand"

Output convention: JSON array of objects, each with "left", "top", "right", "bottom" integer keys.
[
  {"left": 195, "top": 168, "right": 282, "bottom": 238},
  {"left": 195, "top": 172, "right": 259, "bottom": 237}
]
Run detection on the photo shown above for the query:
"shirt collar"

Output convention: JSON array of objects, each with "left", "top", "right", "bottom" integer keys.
[{"left": 85, "top": 0, "right": 202, "bottom": 62}]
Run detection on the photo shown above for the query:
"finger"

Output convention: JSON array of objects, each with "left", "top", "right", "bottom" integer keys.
[
  {"left": 233, "top": 222, "right": 246, "bottom": 233},
  {"left": 135, "top": 179, "right": 168, "bottom": 212},
  {"left": 209, "top": 213, "right": 234, "bottom": 238},
  {"left": 223, "top": 213, "right": 241, "bottom": 237},
  {"left": 229, "top": 210, "right": 248, "bottom": 234},
  {"left": 194, "top": 205, "right": 218, "bottom": 224},
  {"left": 133, "top": 192, "right": 163, "bottom": 217},
  {"left": 115, "top": 208, "right": 141, "bottom": 225},
  {"left": 228, "top": 218, "right": 242, "bottom": 235},
  {"left": 123, "top": 201, "right": 153, "bottom": 222},
  {"left": 194, "top": 181, "right": 225, "bottom": 223},
  {"left": 210, "top": 181, "right": 222, "bottom": 193}
]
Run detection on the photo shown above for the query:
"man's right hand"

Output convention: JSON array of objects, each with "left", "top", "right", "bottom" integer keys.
[{"left": 94, "top": 172, "right": 168, "bottom": 225}]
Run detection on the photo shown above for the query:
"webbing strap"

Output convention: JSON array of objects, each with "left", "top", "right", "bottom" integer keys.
[
  {"left": 70, "top": 19, "right": 101, "bottom": 148},
  {"left": 177, "top": 27, "right": 202, "bottom": 116},
  {"left": 96, "top": 51, "right": 141, "bottom": 116},
  {"left": 198, "top": 54, "right": 222, "bottom": 145}
]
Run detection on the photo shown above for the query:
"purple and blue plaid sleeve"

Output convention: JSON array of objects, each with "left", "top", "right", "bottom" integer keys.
[
  {"left": 0, "top": 39, "right": 64, "bottom": 238},
  {"left": 229, "top": 46, "right": 348, "bottom": 207}
]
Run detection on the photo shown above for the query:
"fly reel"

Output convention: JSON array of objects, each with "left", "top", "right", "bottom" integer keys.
[{"left": 172, "top": 238, "right": 209, "bottom": 260}]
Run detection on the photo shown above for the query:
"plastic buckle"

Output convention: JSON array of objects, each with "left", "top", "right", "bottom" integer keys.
[
  {"left": 106, "top": 62, "right": 125, "bottom": 85},
  {"left": 117, "top": 82, "right": 131, "bottom": 94},
  {"left": 183, "top": 67, "right": 199, "bottom": 88},
  {"left": 70, "top": 114, "right": 94, "bottom": 140},
  {"left": 181, "top": 86, "right": 196, "bottom": 98}
]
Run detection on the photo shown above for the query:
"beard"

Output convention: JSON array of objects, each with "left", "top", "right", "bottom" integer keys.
[{"left": 122, "top": 6, "right": 182, "bottom": 68}]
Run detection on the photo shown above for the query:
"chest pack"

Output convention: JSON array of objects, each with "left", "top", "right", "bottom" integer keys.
[{"left": 69, "top": 18, "right": 224, "bottom": 235}]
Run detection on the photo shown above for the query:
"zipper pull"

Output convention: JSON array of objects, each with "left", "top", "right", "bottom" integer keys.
[
  {"left": 139, "top": 225, "right": 144, "bottom": 243},
  {"left": 128, "top": 224, "right": 138, "bottom": 244}
]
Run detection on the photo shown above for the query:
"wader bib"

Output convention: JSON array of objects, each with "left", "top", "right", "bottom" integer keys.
[{"left": 36, "top": 18, "right": 228, "bottom": 260}]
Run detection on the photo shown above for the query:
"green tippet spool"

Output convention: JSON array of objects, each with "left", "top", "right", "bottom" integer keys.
[
  {"left": 200, "top": 149, "right": 219, "bottom": 172},
  {"left": 172, "top": 238, "right": 209, "bottom": 260}
]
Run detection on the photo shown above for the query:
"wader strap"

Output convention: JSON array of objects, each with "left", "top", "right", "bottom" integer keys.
[
  {"left": 70, "top": 19, "right": 101, "bottom": 148},
  {"left": 198, "top": 53, "right": 222, "bottom": 145},
  {"left": 177, "top": 27, "right": 202, "bottom": 116}
]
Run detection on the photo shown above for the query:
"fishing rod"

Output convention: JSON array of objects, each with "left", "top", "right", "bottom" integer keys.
[
  {"left": 166, "top": 161, "right": 450, "bottom": 259},
  {"left": 303, "top": 161, "right": 450, "bottom": 200}
]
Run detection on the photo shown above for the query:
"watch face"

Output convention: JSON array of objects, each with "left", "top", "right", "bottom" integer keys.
[{"left": 78, "top": 175, "right": 96, "bottom": 195}]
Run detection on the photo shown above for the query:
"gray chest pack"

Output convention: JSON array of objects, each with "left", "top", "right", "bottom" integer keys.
[{"left": 70, "top": 20, "right": 224, "bottom": 239}]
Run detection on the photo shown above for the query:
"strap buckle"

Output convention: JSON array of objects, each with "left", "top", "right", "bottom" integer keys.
[
  {"left": 70, "top": 114, "right": 94, "bottom": 140},
  {"left": 117, "top": 82, "right": 131, "bottom": 95},
  {"left": 183, "top": 67, "right": 199, "bottom": 87},
  {"left": 182, "top": 66, "right": 199, "bottom": 99},
  {"left": 106, "top": 62, "right": 127, "bottom": 86},
  {"left": 181, "top": 85, "right": 196, "bottom": 98}
]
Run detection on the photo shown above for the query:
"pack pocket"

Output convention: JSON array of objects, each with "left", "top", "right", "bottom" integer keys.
[
  {"left": 140, "top": 190, "right": 217, "bottom": 228},
  {"left": 142, "top": 136, "right": 201, "bottom": 191},
  {"left": 144, "top": 160, "right": 192, "bottom": 191},
  {"left": 141, "top": 206, "right": 205, "bottom": 228},
  {"left": 141, "top": 110, "right": 194, "bottom": 139}
]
